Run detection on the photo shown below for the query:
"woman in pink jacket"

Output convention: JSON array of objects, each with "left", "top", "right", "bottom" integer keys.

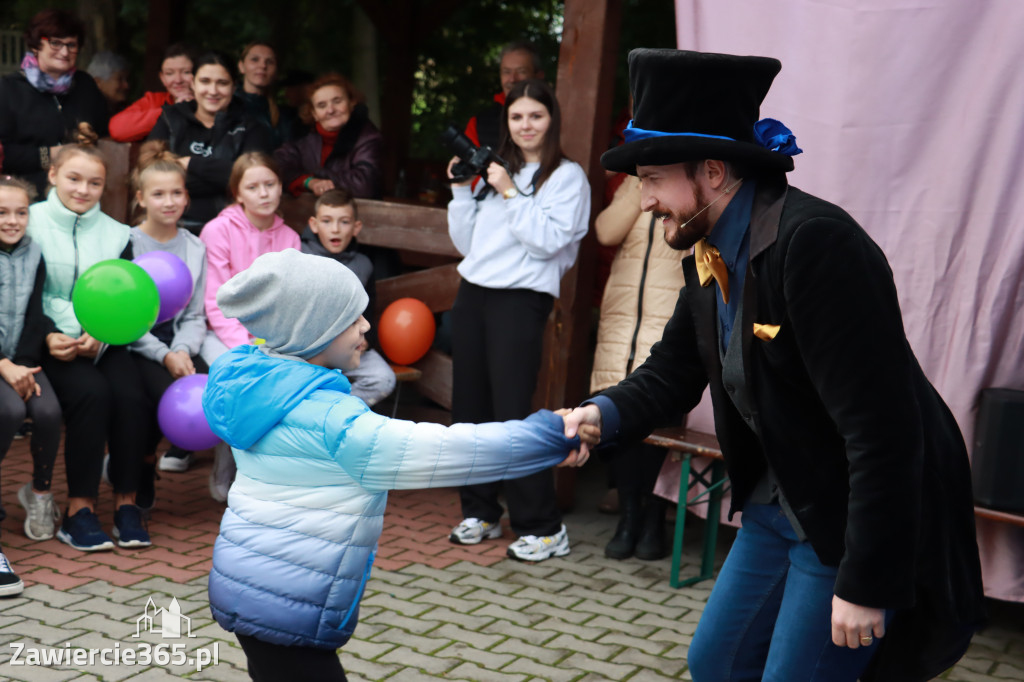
[{"left": 199, "top": 151, "right": 298, "bottom": 500}]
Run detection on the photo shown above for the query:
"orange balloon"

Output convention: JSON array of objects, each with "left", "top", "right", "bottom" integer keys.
[{"left": 378, "top": 298, "right": 436, "bottom": 365}]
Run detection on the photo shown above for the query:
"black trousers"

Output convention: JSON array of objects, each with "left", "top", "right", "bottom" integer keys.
[
  {"left": 0, "top": 371, "right": 61, "bottom": 494},
  {"left": 450, "top": 280, "right": 561, "bottom": 537},
  {"left": 236, "top": 634, "right": 346, "bottom": 682},
  {"left": 109, "top": 353, "right": 208, "bottom": 492},
  {"left": 40, "top": 347, "right": 208, "bottom": 498},
  {"left": 41, "top": 346, "right": 149, "bottom": 499},
  {"left": 611, "top": 442, "right": 667, "bottom": 499}
]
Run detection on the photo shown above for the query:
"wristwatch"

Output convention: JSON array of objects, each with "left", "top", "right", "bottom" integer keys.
[{"left": 502, "top": 187, "right": 519, "bottom": 200}]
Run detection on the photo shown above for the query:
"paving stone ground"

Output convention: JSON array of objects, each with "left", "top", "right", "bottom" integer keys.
[{"left": 0, "top": 433, "right": 1020, "bottom": 680}]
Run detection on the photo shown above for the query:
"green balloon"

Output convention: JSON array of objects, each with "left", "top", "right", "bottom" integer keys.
[{"left": 72, "top": 260, "right": 160, "bottom": 345}]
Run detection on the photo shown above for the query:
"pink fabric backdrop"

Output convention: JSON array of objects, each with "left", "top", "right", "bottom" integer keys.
[{"left": 654, "top": 0, "right": 1024, "bottom": 601}]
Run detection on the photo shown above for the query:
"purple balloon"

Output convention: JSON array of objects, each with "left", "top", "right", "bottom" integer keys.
[
  {"left": 133, "top": 251, "right": 194, "bottom": 324},
  {"left": 157, "top": 374, "right": 220, "bottom": 451}
]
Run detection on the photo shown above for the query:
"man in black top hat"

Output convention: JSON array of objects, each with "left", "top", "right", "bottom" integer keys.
[{"left": 563, "top": 49, "right": 984, "bottom": 681}]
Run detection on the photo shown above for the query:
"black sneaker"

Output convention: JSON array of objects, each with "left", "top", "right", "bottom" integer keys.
[
  {"left": 56, "top": 508, "right": 114, "bottom": 552},
  {"left": 113, "top": 505, "right": 152, "bottom": 548},
  {"left": 11, "top": 421, "right": 30, "bottom": 440},
  {"left": 0, "top": 551, "right": 23, "bottom": 597}
]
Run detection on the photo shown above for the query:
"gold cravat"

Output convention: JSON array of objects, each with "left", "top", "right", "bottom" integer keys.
[{"left": 694, "top": 238, "right": 730, "bottom": 304}]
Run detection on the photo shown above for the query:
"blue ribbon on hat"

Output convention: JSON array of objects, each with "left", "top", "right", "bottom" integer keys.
[{"left": 622, "top": 118, "right": 803, "bottom": 156}]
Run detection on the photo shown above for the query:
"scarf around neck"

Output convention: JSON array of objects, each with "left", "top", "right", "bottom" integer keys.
[{"left": 21, "top": 51, "right": 75, "bottom": 95}]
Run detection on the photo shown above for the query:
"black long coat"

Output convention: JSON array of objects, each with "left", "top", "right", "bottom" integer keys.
[{"left": 600, "top": 178, "right": 985, "bottom": 681}]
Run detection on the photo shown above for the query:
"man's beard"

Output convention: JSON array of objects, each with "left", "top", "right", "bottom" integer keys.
[{"left": 660, "top": 183, "right": 713, "bottom": 251}]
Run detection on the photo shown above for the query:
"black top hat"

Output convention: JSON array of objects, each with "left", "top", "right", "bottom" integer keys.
[{"left": 601, "top": 49, "right": 800, "bottom": 175}]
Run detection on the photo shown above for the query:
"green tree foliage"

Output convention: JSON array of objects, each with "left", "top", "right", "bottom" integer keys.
[
  {"left": 5, "top": 0, "right": 674, "bottom": 164},
  {"left": 410, "top": 0, "right": 564, "bottom": 159}
]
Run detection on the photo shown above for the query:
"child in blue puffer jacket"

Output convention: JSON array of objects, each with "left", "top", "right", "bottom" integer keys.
[{"left": 202, "top": 249, "right": 594, "bottom": 682}]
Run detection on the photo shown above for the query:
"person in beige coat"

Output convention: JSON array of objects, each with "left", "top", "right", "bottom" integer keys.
[{"left": 590, "top": 174, "right": 684, "bottom": 559}]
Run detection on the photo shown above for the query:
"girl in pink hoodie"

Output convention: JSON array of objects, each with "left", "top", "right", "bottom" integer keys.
[
  {"left": 199, "top": 152, "right": 299, "bottom": 359},
  {"left": 198, "top": 152, "right": 299, "bottom": 501}
]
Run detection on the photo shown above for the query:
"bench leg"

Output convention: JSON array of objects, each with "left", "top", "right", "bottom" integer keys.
[
  {"left": 669, "top": 453, "right": 692, "bottom": 589},
  {"left": 698, "top": 460, "right": 726, "bottom": 578},
  {"left": 674, "top": 457, "right": 726, "bottom": 589},
  {"left": 390, "top": 381, "right": 403, "bottom": 419}
]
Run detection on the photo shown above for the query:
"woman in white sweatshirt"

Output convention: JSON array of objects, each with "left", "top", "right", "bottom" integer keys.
[{"left": 445, "top": 78, "right": 590, "bottom": 562}]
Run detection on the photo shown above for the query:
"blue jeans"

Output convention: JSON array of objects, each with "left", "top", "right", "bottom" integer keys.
[{"left": 688, "top": 503, "right": 887, "bottom": 681}]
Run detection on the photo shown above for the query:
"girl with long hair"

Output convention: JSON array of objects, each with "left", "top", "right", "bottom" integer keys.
[{"left": 445, "top": 79, "right": 590, "bottom": 561}]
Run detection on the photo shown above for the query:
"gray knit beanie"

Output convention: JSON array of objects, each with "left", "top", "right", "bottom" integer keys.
[{"left": 216, "top": 249, "right": 369, "bottom": 359}]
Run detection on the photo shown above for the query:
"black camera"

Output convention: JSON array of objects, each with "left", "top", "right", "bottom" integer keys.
[{"left": 440, "top": 125, "right": 505, "bottom": 183}]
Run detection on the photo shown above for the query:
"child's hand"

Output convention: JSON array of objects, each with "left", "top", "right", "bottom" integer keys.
[
  {"left": 46, "top": 332, "right": 79, "bottom": 362},
  {"left": 0, "top": 359, "right": 41, "bottom": 401},
  {"left": 554, "top": 408, "right": 600, "bottom": 467},
  {"left": 76, "top": 332, "right": 101, "bottom": 359},
  {"left": 163, "top": 350, "right": 195, "bottom": 378}
]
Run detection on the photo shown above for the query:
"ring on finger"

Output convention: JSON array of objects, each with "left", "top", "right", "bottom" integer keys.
[{"left": 860, "top": 635, "right": 874, "bottom": 645}]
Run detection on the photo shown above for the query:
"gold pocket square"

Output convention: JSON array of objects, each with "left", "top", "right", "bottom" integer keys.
[{"left": 753, "top": 323, "right": 781, "bottom": 341}]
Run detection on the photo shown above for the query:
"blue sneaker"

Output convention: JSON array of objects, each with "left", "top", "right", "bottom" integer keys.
[
  {"left": 57, "top": 508, "right": 115, "bottom": 552},
  {"left": 113, "top": 505, "right": 151, "bottom": 548}
]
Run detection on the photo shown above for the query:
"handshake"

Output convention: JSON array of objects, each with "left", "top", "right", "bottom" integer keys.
[{"left": 553, "top": 404, "right": 603, "bottom": 468}]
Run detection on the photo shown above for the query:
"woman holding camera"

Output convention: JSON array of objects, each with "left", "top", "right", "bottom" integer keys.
[{"left": 446, "top": 78, "right": 590, "bottom": 562}]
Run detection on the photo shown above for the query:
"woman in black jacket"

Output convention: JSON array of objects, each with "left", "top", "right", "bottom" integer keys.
[
  {"left": 0, "top": 9, "right": 108, "bottom": 196},
  {"left": 148, "top": 52, "right": 271, "bottom": 234}
]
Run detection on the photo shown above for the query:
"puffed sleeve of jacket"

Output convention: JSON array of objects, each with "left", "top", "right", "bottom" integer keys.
[
  {"left": 446, "top": 184, "right": 479, "bottom": 257},
  {"left": 321, "top": 124, "right": 382, "bottom": 199},
  {"left": 273, "top": 136, "right": 307, "bottom": 190},
  {"left": 168, "top": 248, "right": 208, "bottom": 357},
  {"left": 109, "top": 92, "right": 168, "bottom": 142},
  {"left": 199, "top": 222, "right": 251, "bottom": 349},
  {"left": 10, "top": 259, "right": 57, "bottom": 366},
  {"left": 595, "top": 175, "right": 642, "bottom": 247},
  {"left": 325, "top": 407, "right": 577, "bottom": 494},
  {"left": 503, "top": 161, "right": 590, "bottom": 259}
]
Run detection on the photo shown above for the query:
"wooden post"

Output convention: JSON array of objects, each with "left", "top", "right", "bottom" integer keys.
[
  {"left": 536, "top": 0, "right": 621, "bottom": 411},
  {"left": 542, "top": 0, "right": 621, "bottom": 510},
  {"left": 141, "top": 0, "right": 180, "bottom": 92}
]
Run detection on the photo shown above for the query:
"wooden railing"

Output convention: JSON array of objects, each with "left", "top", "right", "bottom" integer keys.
[{"left": 0, "top": 30, "right": 24, "bottom": 77}]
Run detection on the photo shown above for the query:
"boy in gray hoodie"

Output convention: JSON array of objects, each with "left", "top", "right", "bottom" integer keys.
[{"left": 300, "top": 189, "right": 395, "bottom": 405}]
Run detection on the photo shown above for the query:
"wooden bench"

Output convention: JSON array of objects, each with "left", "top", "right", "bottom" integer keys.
[
  {"left": 644, "top": 431, "right": 1024, "bottom": 591},
  {"left": 974, "top": 505, "right": 1024, "bottom": 527},
  {"left": 644, "top": 427, "right": 728, "bottom": 588},
  {"left": 388, "top": 364, "right": 423, "bottom": 418}
]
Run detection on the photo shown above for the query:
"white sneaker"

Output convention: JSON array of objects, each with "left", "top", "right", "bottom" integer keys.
[
  {"left": 506, "top": 524, "right": 570, "bottom": 562},
  {"left": 209, "top": 442, "right": 236, "bottom": 503},
  {"left": 449, "top": 518, "right": 502, "bottom": 545},
  {"left": 158, "top": 447, "right": 193, "bottom": 473},
  {"left": 17, "top": 483, "right": 60, "bottom": 541}
]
